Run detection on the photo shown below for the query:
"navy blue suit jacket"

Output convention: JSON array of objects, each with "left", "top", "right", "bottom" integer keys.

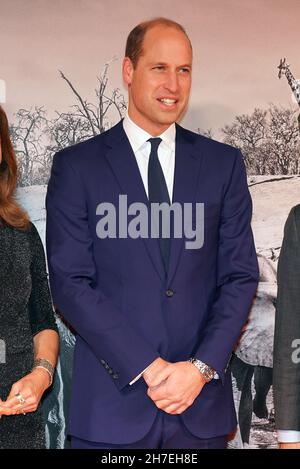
[{"left": 46, "top": 120, "right": 259, "bottom": 443}]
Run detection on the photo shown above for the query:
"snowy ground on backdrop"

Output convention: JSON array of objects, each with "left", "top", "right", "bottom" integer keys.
[{"left": 17, "top": 175, "right": 300, "bottom": 252}]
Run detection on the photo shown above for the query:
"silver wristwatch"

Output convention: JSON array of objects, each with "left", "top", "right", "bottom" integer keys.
[{"left": 188, "top": 358, "right": 215, "bottom": 382}]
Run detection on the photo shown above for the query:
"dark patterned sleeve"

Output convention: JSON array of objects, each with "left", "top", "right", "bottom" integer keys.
[{"left": 28, "top": 222, "right": 58, "bottom": 337}]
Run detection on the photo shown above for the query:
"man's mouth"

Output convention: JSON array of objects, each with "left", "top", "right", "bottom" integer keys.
[{"left": 157, "top": 98, "right": 178, "bottom": 107}]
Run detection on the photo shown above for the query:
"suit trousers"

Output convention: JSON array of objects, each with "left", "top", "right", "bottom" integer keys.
[{"left": 71, "top": 411, "right": 227, "bottom": 449}]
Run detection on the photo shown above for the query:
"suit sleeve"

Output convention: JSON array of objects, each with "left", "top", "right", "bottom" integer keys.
[
  {"left": 46, "top": 151, "right": 159, "bottom": 391},
  {"left": 194, "top": 149, "right": 259, "bottom": 383},
  {"left": 273, "top": 206, "right": 300, "bottom": 431}
]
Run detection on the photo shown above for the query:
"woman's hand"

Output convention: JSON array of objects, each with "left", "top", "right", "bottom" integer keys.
[{"left": 0, "top": 368, "right": 50, "bottom": 416}]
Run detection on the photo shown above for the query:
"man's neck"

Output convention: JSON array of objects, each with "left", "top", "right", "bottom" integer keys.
[{"left": 127, "top": 110, "right": 173, "bottom": 137}]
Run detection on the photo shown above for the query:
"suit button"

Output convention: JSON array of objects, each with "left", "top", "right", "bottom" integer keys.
[
  {"left": 112, "top": 373, "right": 119, "bottom": 379},
  {"left": 104, "top": 364, "right": 110, "bottom": 370},
  {"left": 108, "top": 369, "right": 114, "bottom": 375},
  {"left": 165, "top": 289, "right": 174, "bottom": 297}
]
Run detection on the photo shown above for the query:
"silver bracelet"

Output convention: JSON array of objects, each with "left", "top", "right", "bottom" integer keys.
[{"left": 32, "top": 358, "right": 55, "bottom": 386}]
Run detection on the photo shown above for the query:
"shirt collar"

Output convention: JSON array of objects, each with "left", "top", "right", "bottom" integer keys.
[{"left": 123, "top": 112, "right": 176, "bottom": 153}]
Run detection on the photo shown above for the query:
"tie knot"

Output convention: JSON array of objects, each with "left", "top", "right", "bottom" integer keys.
[{"left": 147, "top": 137, "right": 162, "bottom": 153}]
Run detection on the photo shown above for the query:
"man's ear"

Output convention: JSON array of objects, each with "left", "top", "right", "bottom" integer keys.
[{"left": 122, "top": 57, "right": 134, "bottom": 88}]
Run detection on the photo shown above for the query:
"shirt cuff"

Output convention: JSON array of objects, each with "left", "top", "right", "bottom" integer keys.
[
  {"left": 129, "top": 364, "right": 152, "bottom": 385},
  {"left": 277, "top": 430, "right": 300, "bottom": 443}
]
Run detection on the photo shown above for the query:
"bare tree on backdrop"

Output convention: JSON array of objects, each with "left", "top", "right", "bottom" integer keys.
[
  {"left": 54, "top": 58, "right": 127, "bottom": 144},
  {"left": 267, "top": 105, "right": 300, "bottom": 174},
  {"left": 11, "top": 60, "right": 127, "bottom": 186},
  {"left": 222, "top": 105, "right": 300, "bottom": 175},
  {"left": 9, "top": 107, "right": 51, "bottom": 186},
  {"left": 221, "top": 108, "right": 268, "bottom": 174}
]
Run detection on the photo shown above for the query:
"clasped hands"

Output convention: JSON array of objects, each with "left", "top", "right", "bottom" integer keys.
[{"left": 143, "top": 357, "right": 207, "bottom": 415}]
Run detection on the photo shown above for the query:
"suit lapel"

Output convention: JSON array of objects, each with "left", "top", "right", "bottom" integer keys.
[
  {"left": 167, "top": 124, "right": 203, "bottom": 285},
  {"left": 103, "top": 120, "right": 166, "bottom": 282}
]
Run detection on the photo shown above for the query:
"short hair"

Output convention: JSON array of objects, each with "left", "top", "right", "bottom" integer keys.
[{"left": 125, "top": 17, "right": 192, "bottom": 69}]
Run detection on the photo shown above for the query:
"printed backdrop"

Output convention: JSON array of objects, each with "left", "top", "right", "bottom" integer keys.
[{"left": 1, "top": 0, "right": 300, "bottom": 449}]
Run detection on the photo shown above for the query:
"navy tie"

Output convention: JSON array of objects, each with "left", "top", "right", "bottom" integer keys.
[{"left": 147, "top": 137, "right": 171, "bottom": 272}]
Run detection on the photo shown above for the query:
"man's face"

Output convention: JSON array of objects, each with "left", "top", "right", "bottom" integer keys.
[{"left": 123, "top": 25, "right": 192, "bottom": 135}]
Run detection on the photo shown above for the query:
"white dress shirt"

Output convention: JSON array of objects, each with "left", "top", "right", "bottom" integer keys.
[
  {"left": 122, "top": 112, "right": 176, "bottom": 385},
  {"left": 123, "top": 112, "right": 176, "bottom": 201}
]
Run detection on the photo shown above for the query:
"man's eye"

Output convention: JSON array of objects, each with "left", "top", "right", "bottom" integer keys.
[
  {"left": 180, "top": 68, "right": 190, "bottom": 73},
  {"left": 153, "top": 66, "right": 165, "bottom": 70}
]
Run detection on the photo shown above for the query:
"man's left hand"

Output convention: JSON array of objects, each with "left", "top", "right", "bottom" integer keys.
[{"left": 146, "top": 361, "right": 207, "bottom": 415}]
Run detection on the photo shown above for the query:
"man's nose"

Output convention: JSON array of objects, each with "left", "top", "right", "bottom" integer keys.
[{"left": 163, "top": 72, "right": 179, "bottom": 94}]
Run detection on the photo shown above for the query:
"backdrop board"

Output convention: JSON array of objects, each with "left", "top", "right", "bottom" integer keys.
[{"left": 1, "top": 0, "right": 299, "bottom": 449}]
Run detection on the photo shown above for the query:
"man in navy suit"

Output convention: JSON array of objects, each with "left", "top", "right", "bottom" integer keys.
[{"left": 46, "top": 17, "right": 259, "bottom": 449}]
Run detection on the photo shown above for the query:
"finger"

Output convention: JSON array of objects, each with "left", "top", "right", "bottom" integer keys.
[
  {"left": 4, "top": 388, "right": 32, "bottom": 409},
  {"left": 0, "top": 399, "right": 36, "bottom": 415},
  {"left": 0, "top": 405, "right": 18, "bottom": 416},
  {"left": 4, "top": 394, "right": 35, "bottom": 411},
  {"left": 169, "top": 405, "right": 188, "bottom": 415},
  {"left": 0, "top": 398, "right": 31, "bottom": 416},
  {"left": 0, "top": 399, "right": 15, "bottom": 410},
  {"left": 149, "top": 366, "right": 173, "bottom": 387},
  {"left": 6, "top": 381, "right": 24, "bottom": 401},
  {"left": 148, "top": 386, "right": 180, "bottom": 403},
  {"left": 21, "top": 402, "right": 39, "bottom": 414},
  {"left": 163, "top": 403, "right": 184, "bottom": 414},
  {"left": 2, "top": 403, "right": 25, "bottom": 414},
  {"left": 147, "top": 384, "right": 168, "bottom": 400},
  {"left": 153, "top": 399, "right": 173, "bottom": 410},
  {"left": 0, "top": 403, "right": 7, "bottom": 416},
  {"left": 152, "top": 396, "right": 181, "bottom": 407},
  {"left": 19, "top": 396, "right": 37, "bottom": 412},
  {"left": 4, "top": 396, "right": 24, "bottom": 409},
  {"left": 165, "top": 399, "right": 194, "bottom": 414},
  {"left": 20, "top": 394, "right": 41, "bottom": 412}
]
